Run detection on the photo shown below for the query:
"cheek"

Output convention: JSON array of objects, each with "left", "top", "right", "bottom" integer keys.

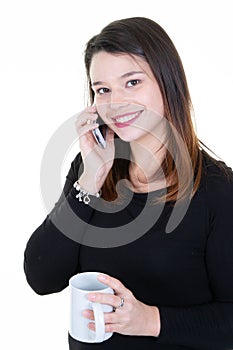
[
  {"left": 145, "top": 98, "right": 164, "bottom": 117},
  {"left": 96, "top": 104, "right": 110, "bottom": 125},
  {"left": 142, "top": 85, "right": 164, "bottom": 116}
]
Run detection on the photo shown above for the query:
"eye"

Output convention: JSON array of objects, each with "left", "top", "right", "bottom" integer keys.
[
  {"left": 96, "top": 87, "right": 110, "bottom": 95},
  {"left": 126, "top": 79, "right": 141, "bottom": 87}
]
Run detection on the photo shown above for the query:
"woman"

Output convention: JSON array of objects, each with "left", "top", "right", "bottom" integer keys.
[{"left": 24, "top": 17, "right": 233, "bottom": 349}]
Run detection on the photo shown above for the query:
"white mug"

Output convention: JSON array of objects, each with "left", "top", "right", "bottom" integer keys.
[{"left": 69, "top": 272, "right": 114, "bottom": 343}]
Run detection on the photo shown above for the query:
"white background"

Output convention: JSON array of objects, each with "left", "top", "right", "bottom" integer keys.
[{"left": 0, "top": 0, "right": 232, "bottom": 349}]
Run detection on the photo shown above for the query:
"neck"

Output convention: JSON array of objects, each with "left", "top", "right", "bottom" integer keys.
[{"left": 129, "top": 139, "right": 166, "bottom": 185}]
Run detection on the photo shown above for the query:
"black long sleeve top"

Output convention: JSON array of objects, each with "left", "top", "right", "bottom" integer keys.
[{"left": 24, "top": 150, "right": 233, "bottom": 350}]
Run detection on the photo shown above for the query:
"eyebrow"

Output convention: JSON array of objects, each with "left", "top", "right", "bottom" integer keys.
[{"left": 91, "top": 71, "right": 145, "bottom": 87}]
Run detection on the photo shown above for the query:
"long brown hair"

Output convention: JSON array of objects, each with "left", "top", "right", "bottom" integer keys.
[{"left": 84, "top": 17, "right": 228, "bottom": 204}]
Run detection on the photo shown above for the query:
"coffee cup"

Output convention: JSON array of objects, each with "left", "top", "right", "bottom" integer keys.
[{"left": 69, "top": 272, "right": 114, "bottom": 343}]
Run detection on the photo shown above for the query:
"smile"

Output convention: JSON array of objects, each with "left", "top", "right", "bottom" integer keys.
[{"left": 113, "top": 110, "right": 144, "bottom": 128}]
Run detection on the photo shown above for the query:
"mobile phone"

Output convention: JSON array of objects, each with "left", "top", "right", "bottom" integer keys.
[{"left": 92, "top": 113, "right": 107, "bottom": 149}]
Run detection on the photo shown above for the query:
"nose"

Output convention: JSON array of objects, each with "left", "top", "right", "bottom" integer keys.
[{"left": 110, "top": 89, "right": 128, "bottom": 110}]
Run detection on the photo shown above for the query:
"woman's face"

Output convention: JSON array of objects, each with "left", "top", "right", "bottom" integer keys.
[{"left": 89, "top": 51, "right": 165, "bottom": 143}]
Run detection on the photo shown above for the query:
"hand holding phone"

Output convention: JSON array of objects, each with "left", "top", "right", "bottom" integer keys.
[{"left": 75, "top": 105, "right": 115, "bottom": 194}]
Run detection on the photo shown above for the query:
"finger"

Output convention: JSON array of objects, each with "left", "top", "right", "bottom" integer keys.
[
  {"left": 88, "top": 322, "right": 121, "bottom": 334},
  {"left": 83, "top": 310, "right": 118, "bottom": 325},
  {"left": 87, "top": 292, "right": 122, "bottom": 309},
  {"left": 97, "top": 274, "right": 130, "bottom": 297},
  {"left": 75, "top": 112, "right": 98, "bottom": 128},
  {"left": 76, "top": 122, "right": 99, "bottom": 139},
  {"left": 84, "top": 105, "right": 97, "bottom": 113},
  {"left": 82, "top": 310, "right": 95, "bottom": 320},
  {"left": 88, "top": 322, "right": 95, "bottom": 331}
]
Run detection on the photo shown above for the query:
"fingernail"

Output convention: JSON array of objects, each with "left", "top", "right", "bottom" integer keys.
[
  {"left": 82, "top": 310, "right": 90, "bottom": 317},
  {"left": 88, "top": 294, "right": 96, "bottom": 300},
  {"left": 98, "top": 274, "right": 107, "bottom": 281}
]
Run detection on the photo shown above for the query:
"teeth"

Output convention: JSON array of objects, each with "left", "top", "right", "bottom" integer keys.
[{"left": 115, "top": 111, "right": 141, "bottom": 123}]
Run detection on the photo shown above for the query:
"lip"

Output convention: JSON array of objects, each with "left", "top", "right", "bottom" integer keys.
[
  {"left": 112, "top": 110, "right": 143, "bottom": 120},
  {"left": 112, "top": 110, "right": 144, "bottom": 128}
]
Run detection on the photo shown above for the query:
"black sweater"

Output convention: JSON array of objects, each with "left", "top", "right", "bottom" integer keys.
[{"left": 24, "top": 151, "right": 233, "bottom": 350}]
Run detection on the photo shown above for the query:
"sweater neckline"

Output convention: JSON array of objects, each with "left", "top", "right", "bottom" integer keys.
[{"left": 121, "top": 184, "right": 170, "bottom": 205}]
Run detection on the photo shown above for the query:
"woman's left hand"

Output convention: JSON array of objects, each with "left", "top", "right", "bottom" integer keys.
[{"left": 83, "top": 273, "right": 161, "bottom": 337}]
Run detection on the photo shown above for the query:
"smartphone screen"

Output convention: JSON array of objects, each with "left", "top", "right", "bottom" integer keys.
[{"left": 92, "top": 113, "right": 107, "bottom": 148}]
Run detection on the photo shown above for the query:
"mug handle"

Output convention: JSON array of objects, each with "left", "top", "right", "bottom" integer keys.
[{"left": 91, "top": 302, "right": 105, "bottom": 342}]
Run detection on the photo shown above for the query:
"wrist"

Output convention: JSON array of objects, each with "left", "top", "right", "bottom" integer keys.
[
  {"left": 73, "top": 179, "right": 102, "bottom": 205},
  {"left": 148, "top": 306, "right": 161, "bottom": 337},
  {"left": 78, "top": 175, "right": 102, "bottom": 195}
]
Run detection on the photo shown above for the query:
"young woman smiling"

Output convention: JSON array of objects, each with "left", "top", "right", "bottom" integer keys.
[{"left": 24, "top": 17, "right": 233, "bottom": 350}]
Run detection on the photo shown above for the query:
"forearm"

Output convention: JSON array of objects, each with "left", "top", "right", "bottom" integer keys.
[
  {"left": 78, "top": 173, "right": 105, "bottom": 195},
  {"left": 156, "top": 301, "right": 233, "bottom": 349}
]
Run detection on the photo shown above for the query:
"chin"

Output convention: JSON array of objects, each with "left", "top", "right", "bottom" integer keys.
[
  {"left": 114, "top": 133, "right": 135, "bottom": 143},
  {"left": 115, "top": 130, "right": 146, "bottom": 143}
]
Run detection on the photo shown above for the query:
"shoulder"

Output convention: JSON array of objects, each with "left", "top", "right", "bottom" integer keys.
[
  {"left": 200, "top": 150, "right": 233, "bottom": 209},
  {"left": 201, "top": 150, "right": 233, "bottom": 184}
]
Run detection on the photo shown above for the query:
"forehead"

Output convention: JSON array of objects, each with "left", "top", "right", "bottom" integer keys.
[{"left": 89, "top": 51, "right": 152, "bottom": 81}]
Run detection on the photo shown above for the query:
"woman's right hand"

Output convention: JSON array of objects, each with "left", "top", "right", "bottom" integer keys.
[{"left": 75, "top": 105, "right": 115, "bottom": 193}]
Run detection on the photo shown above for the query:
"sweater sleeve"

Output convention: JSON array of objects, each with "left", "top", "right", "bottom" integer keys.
[
  {"left": 156, "top": 162, "right": 233, "bottom": 350},
  {"left": 24, "top": 152, "right": 97, "bottom": 295}
]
